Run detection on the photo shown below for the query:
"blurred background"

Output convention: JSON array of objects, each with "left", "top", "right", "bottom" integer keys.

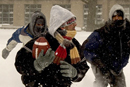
[{"left": 1, "top": 0, "right": 130, "bottom": 31}]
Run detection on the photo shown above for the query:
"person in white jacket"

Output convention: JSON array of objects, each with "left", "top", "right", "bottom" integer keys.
[{"left": 2, "top": 11, "right": 48, "bottom": 59}]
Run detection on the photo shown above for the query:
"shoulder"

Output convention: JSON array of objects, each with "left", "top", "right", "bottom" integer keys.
[
  {"left": 125, "top": 18, "right": 130, "bottom": 26},
  {"left": 12, "top": 26, "right": 24, "bottom": 35},
  {"left": 24, "top": 37, "right": 38, "bottom": 50},
  {"left": 45, "top": 32, "right": 59, "bottom": 51}
]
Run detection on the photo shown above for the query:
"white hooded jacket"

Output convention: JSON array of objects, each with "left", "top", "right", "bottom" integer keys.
[{"left": 49, "top": 5, "right": 76, "bottom": 37}]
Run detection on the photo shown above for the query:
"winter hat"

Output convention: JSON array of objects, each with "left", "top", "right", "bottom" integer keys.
[
  {"left": 60, "top": 17, "right": 76, "bottom": 28},
  {"left": 109, "top": 4, "right": 125, "bottom": 20},
  {"left": 49, "top": 5, "right": 76, "bottom": 37},
  {"left": 35, "top": 18, "right": 44, "bottom": 25},
  {"left": 112, "top": 10, "right": 124, "bottom": 18},
  {"left": 29, "top": 11, "right": 47, "bottom": 37}
]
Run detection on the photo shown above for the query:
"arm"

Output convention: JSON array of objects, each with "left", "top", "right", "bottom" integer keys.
[
  {"left": 82, "top": 31, "right": 109, "bottom": 74},
  {"left": 71, "top": 38, "right": 89, "bottom": 82},
  {"left": 2, "top": 27, "right": 23, "bottom": 59},
  {"left": 59, "top": 38, "right": 89, "bottom": 82},
  {"left": 6, "top": 27, "right": 23, "bottom": 50},
  {"left": 83, "top": 31, "right": 102, "bottom": 63},
  {"left": 15, "top": 40, "right": 39, "bottom": 76},
  {"left": 72, "top": 58, "right": 89, "bottom": 82},
  {"left": 15, "top": 37, "right": 55, "bottom": 76}
]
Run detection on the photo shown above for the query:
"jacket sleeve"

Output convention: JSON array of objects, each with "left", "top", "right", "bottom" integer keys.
[
  {"left": 6, "top": 27, "right": 23, "bottom": 51},
  {"left": 82, "top": 31, "right": 102, "bottom": 63},
  {"left": 15, "top": 39, "right": 39, "bottom": 76},
  {"left": 72, "top": 58, "right": 89, "bottom": 82}
]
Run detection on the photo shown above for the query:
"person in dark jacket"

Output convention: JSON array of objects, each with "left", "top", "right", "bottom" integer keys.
[
  {"left": 15, "top": 5, "right": 89, "bottom": 87},
  {"left": 81, "top": 4, "right": 130, "bottom": 87},
  {"left": 2, "top": 11, "right": 47, "bottom": 59}
]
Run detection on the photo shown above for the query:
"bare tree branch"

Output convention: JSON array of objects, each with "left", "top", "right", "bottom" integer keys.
[{"left": 81, "top": 0, "right": 88, "bottom": 4}]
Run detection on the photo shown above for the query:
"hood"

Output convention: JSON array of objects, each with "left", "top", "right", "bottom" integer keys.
[
  {"left": 48, "top": 5, "right": 76, "bottom": 37},
  {"left": 29, "top": 11, "right": 47, "bottom": 37},
  {"left": 109, "top": 4, "right": 125, "bottom": 20}
]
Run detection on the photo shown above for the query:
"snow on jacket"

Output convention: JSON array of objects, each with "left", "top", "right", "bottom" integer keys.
[
  {"left": 82, "top": 4, "right": 130, "bottom": 74},
  {"left": 15, "top": 32, "right": 89, "bottom": 87},
  {"left": 5, "top": 11, "right": 47, "bottom": 52}
]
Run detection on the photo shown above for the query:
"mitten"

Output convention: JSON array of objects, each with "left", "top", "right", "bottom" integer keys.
[
  {"left": 34, "top": 48, "right": 55, "bottom": 72},
  {"left": 92, "top": 58, "right": 109, "bottom": 75},
  {"left": 54, "top": 31, "right": 80, "bottom": 64},
  {"left": 57, "top": 28, "right": 67, "bottom": 36},
  {"left": 54, "top": 31, "right": 74, "bottom": 49},
  {"left": 60, "top": 61, "right": 77, "bottom": 78},
  {"left": 92, "top": 58, "right": 104, "bottom": 68},
  {"left": 53, "top": 44, "right": 67, "bottom": 65},
  {"left": 62, "top": 39, "right": 74, "bottom": 49},
  {"left": 2, "top": 48, "right": 10, "bottom": 59}
]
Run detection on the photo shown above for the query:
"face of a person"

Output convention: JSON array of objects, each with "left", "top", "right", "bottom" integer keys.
[
  {"left": 112, "top": 15, "right": 123, "bottom": 21},
  {"left": 33, "top": 19, "right": 44, "bottom": 36},
  {"left": 65, "top": 22, "right": 77, "bottom": 30}
]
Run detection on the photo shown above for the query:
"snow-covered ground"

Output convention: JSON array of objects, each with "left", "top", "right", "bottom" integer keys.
[{"left": 0, "top": 29, "right": 130, "bottom": 87}]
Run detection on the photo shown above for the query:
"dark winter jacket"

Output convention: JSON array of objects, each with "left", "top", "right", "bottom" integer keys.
[
  {"left": 82, "top": 19, "right": 130, "bottom": 74},
  {"left": 15, "top": 32, "right": 89, "bottom": 87}
]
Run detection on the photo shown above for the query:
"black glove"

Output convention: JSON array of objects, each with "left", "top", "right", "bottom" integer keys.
[
  {"left": 34, "top": 48, "right": 55, "bottom": 72},
  {"left": 60, "top": 61, "right": 77, "bottom": 78},
  {"left": 57, "top": 28, "right": 67, "bottom": 36},
  {"left": 92, "top": 58, "right": 109, "bottom": 75},
  {"left": 62, "top": 39, "right": 74, "bottom": 49},
  {"left": 2, "top": 48, "right": 10, "bottom": 59},
  {"left": 92, "top": 58, "right": 104, "bottom": 68}
]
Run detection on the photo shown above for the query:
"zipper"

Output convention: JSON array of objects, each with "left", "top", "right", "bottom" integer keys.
[{"left": 119, "top": 31, "right": 122, "bottom": 63}]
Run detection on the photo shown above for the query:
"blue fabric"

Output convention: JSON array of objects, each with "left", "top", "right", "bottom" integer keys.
[
  {"left": 7, "top": 27, "right": 23, "bottom": 45},
  {"left": 84, "top": 31, "right": 101, "bottom": 61},
  {"left": 24, "top": 25, "right": 33, "bottom": 38},
  {"left": 7, "top": 26, "right": 33, "bottom": 45},
  {"left": 84, "top": 31, "right": 129, "bottom": 73}
]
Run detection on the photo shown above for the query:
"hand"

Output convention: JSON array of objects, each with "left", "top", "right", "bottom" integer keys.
[
  {"left": 92, "top": 58, "right": 109, "bottom": 75},
  {"left": 127, "top": 40, "right": 130, "bottom": 47},
  {"left": 60, "top": 61, "right": 77, "bottom": 78},
  {"left": 62, "top": 39, "right": 74, "bottom": 49},
  {"left": 34, "top": 48, "right": 55, "bottom": 72},
  {"left": 53, "top": 44, "right": 67, "bottom": 65},
  {"left": 2, "top": 48, "right": 10, "bottom": 59},
  {"left": 92, "top": 58, "right": 105, "bottom": 68},
  {"left": 57, "top": 29, "right": 67, "bottom": 36}
]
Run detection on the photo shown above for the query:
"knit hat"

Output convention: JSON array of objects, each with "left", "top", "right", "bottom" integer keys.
[
  {"left": 112, "top": 10, "right": 124, "bottom": 18},
  {"left": 60, "top": 17, "right": 76, "bottom": 28}
]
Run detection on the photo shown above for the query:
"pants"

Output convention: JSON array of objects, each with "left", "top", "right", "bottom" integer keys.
[{"left": 91, "top": 64, "right": 126, "bottom": 87}]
